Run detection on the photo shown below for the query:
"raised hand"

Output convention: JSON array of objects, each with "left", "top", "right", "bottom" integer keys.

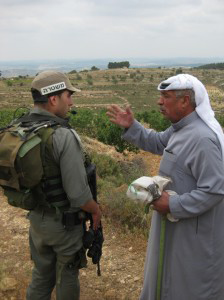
[{"left": 106, "top": 104, "right": 134, "bottom": 128}]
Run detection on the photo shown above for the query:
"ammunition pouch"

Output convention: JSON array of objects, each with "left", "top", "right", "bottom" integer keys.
[
  {"left": 66, "top": 247, "right": 87, "bottom": 270},
  {"left": 57, "top": 247, "right": 87, "bottom": 284},
  {"left": 41, "top": 176, "right": 69, "bottom": 209},
  {"left": 3, "top": 187, "right": 37, "bottom": 210},
  {"left": 62, "top": 210, "right": 85, "bottom": 230}
]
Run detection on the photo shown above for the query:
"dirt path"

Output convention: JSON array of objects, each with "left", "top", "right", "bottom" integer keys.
[{"left": 0, "top": 189, "right": 148, "bottom": 300}]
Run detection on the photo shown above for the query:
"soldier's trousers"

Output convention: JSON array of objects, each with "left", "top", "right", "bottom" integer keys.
[{"left": 26, "top": 210, "right": 84, "bottom": 300}]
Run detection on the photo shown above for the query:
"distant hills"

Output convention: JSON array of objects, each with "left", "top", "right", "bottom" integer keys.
[
  {"left": 0, "top": 57, "right": 224, "bottom": 77},
  {"left": 195, "top": 62, "right": 224, "bottom": 70}
]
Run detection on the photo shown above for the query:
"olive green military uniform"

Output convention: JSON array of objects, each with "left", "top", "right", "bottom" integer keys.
[{"left": 26, "top": 108, "right": 92, "bottom": 300}]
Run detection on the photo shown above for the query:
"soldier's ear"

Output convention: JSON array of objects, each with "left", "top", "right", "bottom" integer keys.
[{"left": 48, "top": 95, "right": 58, "bottom": 107}]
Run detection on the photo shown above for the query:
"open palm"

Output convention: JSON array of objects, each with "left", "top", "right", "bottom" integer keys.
[{"left": 106, "top": 104, "right": 134, "bottom": 128}]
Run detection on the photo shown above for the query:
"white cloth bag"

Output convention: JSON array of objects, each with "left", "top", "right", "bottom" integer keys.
[{"left": 126, "top": 175, "right": 178, "bottom": 222}]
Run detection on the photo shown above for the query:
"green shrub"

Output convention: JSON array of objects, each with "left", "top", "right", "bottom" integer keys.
[
  {"left": 136, "top": 109, "right": 171, "bottom": 131},
  {"left": 108, "top": 61, "right": 130, "bottom": 69},
  {"left": 95, "top": 111, "right": 138, "bottom": 153},
  {"left": 75, "top": 74, "right": 82, "bottom": 80},
  {"left": 112, "top": 77, "right": 118, "bottom": 84},
  {"left": 0, "top": 108, "right": 29, "bottom": 127},
  {"left": 86, "top": 149, "right": 152, "bottom": 235},
  {"left": 88, "top": 150, "right": 148, "bottom": 184},
  {"left": 0, "top": 110, "right": 14, "bottom": 127},
  {"left": 70, "top": 109, "right": 139, "bottom": 153},
  {"left": 91, "top": 66, "right": 99, "bottom": 71},
  {"left": 69, "top": 70, "right": 77, "bottom": 74},
  {"left": 119, "top": 157, "right": 149, "bottom": 184},
  {"left": 120, "top": 75, "right": 127, "bottom": 81},
  {"left": 70, "top": 109, "right": 96, "bottom": 136},
  {"left": 130, "top": 73, "right": 136, "bottom": 79},
  {"left": 70, "top": 108, "right": 170, "bottom": 153},
  {"left": 86, "top": 78, "right": 93, "bottom": 85},
  {"left": 216, "top": 114, "right": 224, "bottom": 127},
  {"left": 6, "top": 80, "right": 13, "bottom": 87},
  {"left": 89, "top": 152, "right": 122, "bottom": 180},
  {"left": 99, "top": 180, "right": 152, "bottom": 236},
  {"left": 176, "top": 68, "right": 183, "bottom": 75}
]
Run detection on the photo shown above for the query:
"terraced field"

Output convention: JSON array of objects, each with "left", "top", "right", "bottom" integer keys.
[{"left": 1, "top": 68, "right": 223, "bottom": 113}]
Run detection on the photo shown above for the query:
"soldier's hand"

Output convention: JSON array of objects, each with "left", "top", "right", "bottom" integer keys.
[
  {"left": 81, "top": 200, "right": 102, "bottom": 230},
  {"left": 92, "top": 205, "right": 102, "bottom": 230},
  {"left": 106, "top": 104, "right": 134, "bottom": 128}
]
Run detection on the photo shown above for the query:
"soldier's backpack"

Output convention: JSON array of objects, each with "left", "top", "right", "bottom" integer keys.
[{"left": 0, "top": 120, "right": 60, "bottom": 210}]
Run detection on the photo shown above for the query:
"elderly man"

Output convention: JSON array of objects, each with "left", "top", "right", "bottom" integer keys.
[{"left": 107, "top": 74, "right": 224, "bottom": 300}]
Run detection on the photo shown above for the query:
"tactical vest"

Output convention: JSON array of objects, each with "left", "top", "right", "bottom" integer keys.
[{"left": 0, "top": 113, "right": 70, "bottom": 210}]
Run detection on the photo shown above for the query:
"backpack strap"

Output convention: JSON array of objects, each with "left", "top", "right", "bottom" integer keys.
[
  {"left": 18, "top": 116, "right": 71, "bottom": 211},
  {"left": 37, "top": 126, "right": 70, "bottom": 210},
  {"left": 17, "top": 113, "right": 70, "bottom": 128}
]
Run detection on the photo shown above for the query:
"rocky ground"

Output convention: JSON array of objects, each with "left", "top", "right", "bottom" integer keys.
[
  {"left": 0, "top": 188, "right": 148, "bottom": 300},
  {"left": 0, "top": 136, "right": 161, "bottom": 300}
]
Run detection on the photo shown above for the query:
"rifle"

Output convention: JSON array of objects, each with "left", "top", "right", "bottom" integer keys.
[{"left": 83, "top": 162, "right": 104, "bottom": 276}]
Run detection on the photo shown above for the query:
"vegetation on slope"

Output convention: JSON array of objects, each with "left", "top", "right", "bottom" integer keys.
[
  {"left": 1, "top": 67, "right": 224, "bottom": 232},
  {"left": 195, "top": 62, "right": 224, "bottom": 70}
]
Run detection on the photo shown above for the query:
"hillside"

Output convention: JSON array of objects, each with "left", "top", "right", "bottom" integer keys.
[
  {"left": 0, "top": 188, "right": 146, "bottom": 300},
  {"left": 1, "top": 67, "right": 224, "bottom": 113},
  {"left": 0, "top": 139, "right": 161, "bottom": 300},
  {"left": 1, "top": 67, "right": 224, "bottom": 299},
  {"left": 195, "top": 62, "right": 224, "bottom": 70}
]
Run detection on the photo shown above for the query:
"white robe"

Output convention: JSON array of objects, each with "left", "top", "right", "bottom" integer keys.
[{"left": 123, "top": 112, "right": 224, "bottom": 300}]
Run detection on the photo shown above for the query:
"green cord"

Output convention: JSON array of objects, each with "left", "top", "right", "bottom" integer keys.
[{"left": 156, "top": 216, "right": 166, "bottom": 300}]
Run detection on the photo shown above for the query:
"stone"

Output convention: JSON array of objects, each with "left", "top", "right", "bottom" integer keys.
[
  {"left": 104, "top": 289, "right": 117, "bottom": 299},
  {"left": 134, "top": 276, "right": 140, "bottom": 282},
  {"left": 0, "top": 277, "right": 17, "bottom": 291}
]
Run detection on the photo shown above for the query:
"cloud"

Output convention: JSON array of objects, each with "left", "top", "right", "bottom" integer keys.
[{"left": 0, "top": 0, "right": 224, "bottom": 60}]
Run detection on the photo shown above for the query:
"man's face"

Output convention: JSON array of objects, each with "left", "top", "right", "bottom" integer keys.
[
  {"left": 157, "top": 90, "right": 183, "bottom": 123},
  {"left": 55, "top": 90, "right": 73, "bottom": 118}
]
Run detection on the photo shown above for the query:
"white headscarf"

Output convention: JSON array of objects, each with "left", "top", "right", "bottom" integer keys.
[{"left": 157, "top": 74, "right": 224, "bottom": 161}]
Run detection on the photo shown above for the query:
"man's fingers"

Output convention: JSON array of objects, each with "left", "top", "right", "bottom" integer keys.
[
  {"left": 125, "top": 105, "right": 132, "bottom": 115},
  {"left": 107, "top": 104, "right": 125, "bottom": 114},
  {"left": 106, "top": 105, "right": 124, "bottom": 121},
  {"left": 106, "top": 111, "right": 116, "bottom": 118},
  {"left": 110, "top": 104, "right": 123, "bottom": 112},
  {"left": 106, "top": 113, "right": 118, "bottom": 124},
  {"left": 108, "top": 117, "right": 117, "bottom": 124}
]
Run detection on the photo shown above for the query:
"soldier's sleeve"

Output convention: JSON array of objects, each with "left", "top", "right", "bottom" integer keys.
[{"left": 52, "top": 127, "right": 92, "bottom": 208}]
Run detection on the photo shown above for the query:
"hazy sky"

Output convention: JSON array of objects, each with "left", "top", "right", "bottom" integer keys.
[{"left": 1, "top": 0, "right": 224, "bottom": 61}]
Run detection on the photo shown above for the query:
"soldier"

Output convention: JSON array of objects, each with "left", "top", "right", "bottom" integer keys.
[{"left": 25, "top": 71, "right": 102, "bottom": 300}]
